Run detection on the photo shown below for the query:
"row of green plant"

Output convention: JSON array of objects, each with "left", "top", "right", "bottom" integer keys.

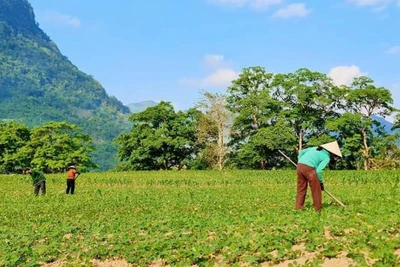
[{"left": 0, "top": 170, "right": 398, "bottom": 266}]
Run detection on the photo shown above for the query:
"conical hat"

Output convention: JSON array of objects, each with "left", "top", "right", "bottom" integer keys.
[{"left": 320, "top": 141, "right": 342, "bottom": 158}]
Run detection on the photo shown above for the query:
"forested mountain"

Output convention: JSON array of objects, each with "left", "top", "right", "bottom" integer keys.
[{"left": 0, "top": 0, "right": 131, "bottom": 170}]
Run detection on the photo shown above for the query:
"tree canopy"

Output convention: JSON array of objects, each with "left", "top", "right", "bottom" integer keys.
[
  {"left": 0, "top": 121, "right": 96, "bottom": 173},
  {"left": 115, "top": 102, "right": 203, "bottom": 171},
  {"left": 114, "top": 68, "right": 398, "bottom": 171}
]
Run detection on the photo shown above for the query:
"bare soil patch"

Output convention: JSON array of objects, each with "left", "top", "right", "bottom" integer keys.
[
  {"left": 91, "top": 259, "right": 132, "bottom": 267},
  {"left": 39, "top": 247, "right": 400, "bottom": 267},
  {"left": 41, "top": 260, "right": 66, "bottom": 267},
  {"left": 261, "top": 243, "right": 354, "bottom": 267}
]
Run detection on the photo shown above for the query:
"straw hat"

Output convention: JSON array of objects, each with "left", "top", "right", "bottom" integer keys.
[{"left": 320, "top": 141, "right": 342, "bottom": 158}]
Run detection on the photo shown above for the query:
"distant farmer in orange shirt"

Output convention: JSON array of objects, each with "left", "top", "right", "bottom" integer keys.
[{"left": 66, "top": 166, "right": 80, "bottom": 194}]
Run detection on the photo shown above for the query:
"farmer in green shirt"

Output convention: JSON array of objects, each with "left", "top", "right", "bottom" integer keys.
[
  {"left": 24, "top": 168, "right": 46, "bottom": 196},
  {"left": 296, "top": 141, "right": 342, "bottom": 211}
]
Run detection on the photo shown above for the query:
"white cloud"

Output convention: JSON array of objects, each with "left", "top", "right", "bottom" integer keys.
[
  {"left": 350, "top": 0, "right": 392, "bottom": 6},
  {"left": 348, "top": 0, "right": 399, "bottom": 9},
  {"left": 38, "top": 11, "right": 81, "bottom": 27},
  {"left": 273, "top": 3, "right": 312, "bottom": 18},
  {"left": 180, "top": 68, "right": 238, "bottom": 88},
  {"left": 203, "top": 54, "right": 225, "bottom": 69},
  {"left": 328, "top": 65, "right": 368, "bottom": 86},
  {"left": 179, "top": 55, "right": 238, "bottom": 88},
  {"left": 385, "top": 45, "right": 400, "bottom": 54},
  {"left": 249, "top": 0, "right": 282, "bottom": 10},
  {"left": 202, "top": 68, "right": 239, "bottom": 87},
  {"left": 207, "top": 0, "right": 282, "bottom": 10},
  {"left": 209, "top": 0, "right": 247, "bottom": 7}
]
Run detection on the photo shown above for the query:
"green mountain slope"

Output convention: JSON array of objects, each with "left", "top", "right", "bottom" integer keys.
[{"left": 0, "top": 0, "right": 131, "bottom": 170}]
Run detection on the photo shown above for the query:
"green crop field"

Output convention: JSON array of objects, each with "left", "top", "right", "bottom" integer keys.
[{"left": 0, "top": 170, "right": 399, "bottom": 267}]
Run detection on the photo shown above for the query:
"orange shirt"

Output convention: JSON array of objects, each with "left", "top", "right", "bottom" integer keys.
[{"left": 67, "top": 169, "right": 77, "bottom": 179}]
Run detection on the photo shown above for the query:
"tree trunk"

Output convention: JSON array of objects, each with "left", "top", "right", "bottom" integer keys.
[
  {"left": 217, "top": 121, "right": 224, "bottom": 170},
  {"left": 163, "top": 158, "right": 168, "bottom": 170},
  {"left": 298, "top": 130, "right": 303, "bottom": 152},
  {"left": 361, "top": 129, "right": 370, "bottom": 170},
  {"left": 260, "top": 160, "right": 267, "bottom": 169},
  {"left": 252, "top": 114, "right": 259, "bottom": 129}
]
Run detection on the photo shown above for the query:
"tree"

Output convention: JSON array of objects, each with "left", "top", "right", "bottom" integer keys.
[
  {"left": 196, "top": 91, "right": 231, "bottom": 170},
  {"left": 271, "top": 68, "right": 343, "bottom": 152},
  {"left": 115, "top": 102, "right": 202, "bottom": 170},
  {"left": 226, "top": 67, "right": 342, "bottom": 169},
  {"left": 335, "top": 77, "right": 395, "bottom": 170},
  {"left": 369, "top": 132, "right": 400, "bottom": 170},
  {"left": 326, "top": 112, "right": 366, "bottom": 169},
  {"left": 226, "top": 67, "right": 285, "bottom": 168},
  {"left": 25, "top": 121, "right": 96, "bottom": 172},
  {"left": 227, "top": 67, "right": 278, "bottom": 141},
  {"left": 0, "top": 121, "right": 31, "bottom": 173},
  {"left": 229, "top": 119, "right": 296, "bottom": 169}
]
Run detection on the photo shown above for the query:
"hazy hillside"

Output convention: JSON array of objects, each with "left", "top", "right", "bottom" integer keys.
[
  {"left": 127, "top": 100, "right": 158, "bottom": 113},
  {"left": 0, "top": 0, "right": 131, "bottom": 170},
  {"left": 371, "top": 115, "right": 397, "bottom": 134}
]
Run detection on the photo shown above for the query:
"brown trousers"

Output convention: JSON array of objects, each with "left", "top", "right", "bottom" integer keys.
[{"left": 296, "top": 163, "right": 322, "bottom": 211}]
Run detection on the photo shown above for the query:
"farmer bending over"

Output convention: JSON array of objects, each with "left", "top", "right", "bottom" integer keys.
[
  {"left": 66, "top": 166, "right": 80, "bottom": 194},
  {"left": 296, "top": 141, "right": 342, "bottom": 211},
  {"left": 24, "top": 168, "right": 46, "bottom": 196}
]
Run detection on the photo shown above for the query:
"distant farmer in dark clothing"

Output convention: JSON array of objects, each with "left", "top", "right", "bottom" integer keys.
[
  {"left": 66, "top": 166, "right": 80, "bottom": 194},
  {"left": 296, "top": 141, "right": 342, "bottom": 211},
  {"left": 24, "top": 168, "right": 46, "bottom": 196}
]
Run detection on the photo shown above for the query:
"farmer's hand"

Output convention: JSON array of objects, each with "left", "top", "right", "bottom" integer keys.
[{"left": 320, "top": 182, "right": 324, "bottom": 191}]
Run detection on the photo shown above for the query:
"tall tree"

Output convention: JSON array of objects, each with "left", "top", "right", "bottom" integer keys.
[
  {"left": 25, "top": 121, "right": 96, "bottom": 172},
  {"left": 0, "top": 121, "right": 31, "bottom": 173},
  {"left": 196, "top": 91, "right": 231, "bottom": 170},
  {"left": 369, "top": 131, "right": 400, "bottom": 170},
  {"left": 226, "top": 67, "right": 279, "bottom": 144},
  {"left": 226, "top": 67, "right": 285, "bottom": 168},
  {"left": 326, "top": 112, "right": 366, "bottom": 169},
  {"left": 337, "top": 77, "right": 395, "bottom": 170},
  {"left": 271, "top": 68, "right": 343, "bottom": 152},
  {"left": 115, "top": 102, "right": 202, "bottom": 170},
  {"left": 226, "top": 67, "right": 344, "bottom": 169}
]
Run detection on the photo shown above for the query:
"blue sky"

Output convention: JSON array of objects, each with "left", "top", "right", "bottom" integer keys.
[{"left": 28, "top": 0, "right": 400, "bottom": 115}]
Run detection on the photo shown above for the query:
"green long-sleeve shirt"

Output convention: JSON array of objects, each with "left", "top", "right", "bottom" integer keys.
[
  {"left": 29, "top": 169, "right": 46, "bottom": 185},
  {"left": 298, "top": 147, "right": 330, "bottom": 183}
]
